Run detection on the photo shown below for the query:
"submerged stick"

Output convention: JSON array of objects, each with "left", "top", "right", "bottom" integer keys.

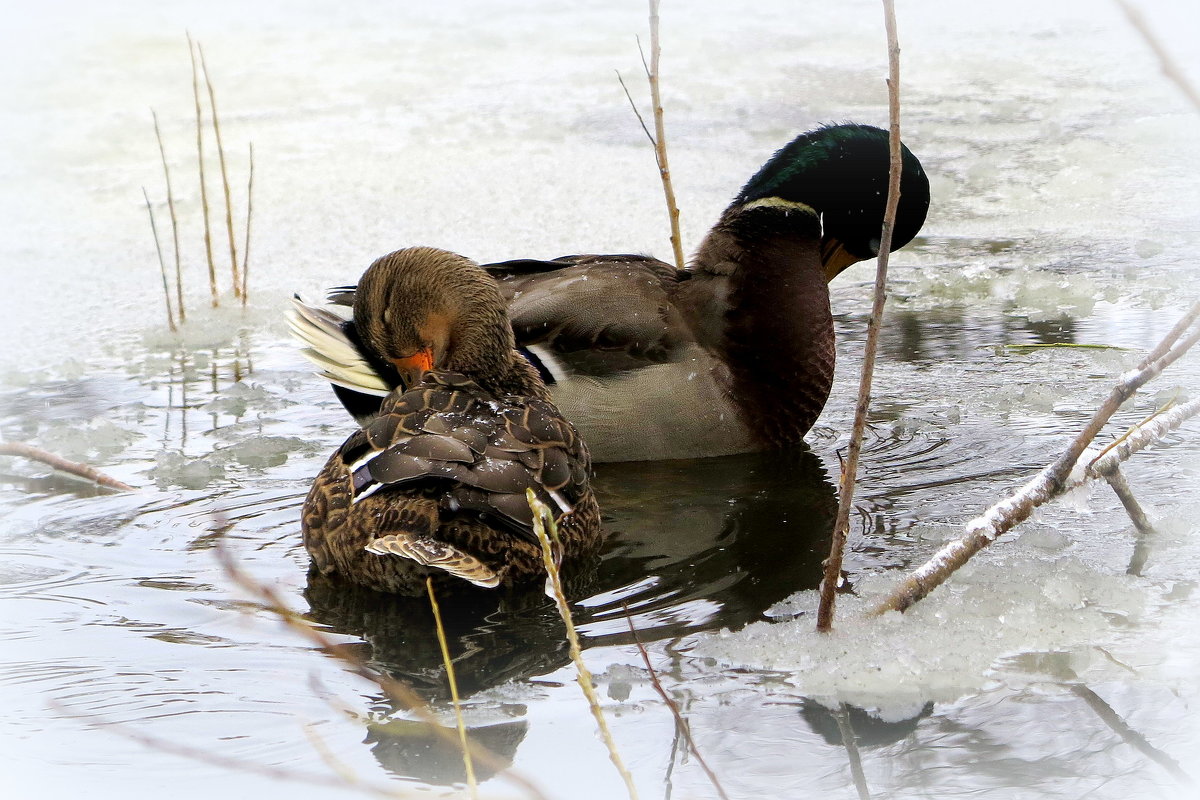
[
  {"left": 1071, "top": 683, "right": 1194, "bottom": 786},
  {"left": 834, "top": 704, "right": 873, "bottom": 800},
  {"left": 152, "top": 109, "right": 186, "bottom": 323},
  {"left": 426, "top": 577, "right": 478, "bottom": 799},
  {"left": 875, "top": 318, "right": 1200, "bottom": 614},
  {"left": 198, "top": 42, "right": 241, "bottom": 300},
  {"left": 1105, "top": 468, "right": 1155, "bottom": 535},
  {"left": 623, "top": 603, "right": 729, "bottom": 800},
  {"left": 0, "top": 442, "right": 135, "bottom": 491},
  {"left": 241, "top": 142, "right": 255, "bottom": 306},
  {"left": 188, "top": 33, "right": 219, "bottom": 307},
  {"left": 643, "top": 0, "right": 685, "bottom": 271},
  {"left": 816, "top": 0, "right": 903, "bottom": 632},
  {"left": 143, "top": 187, "right": 177, "bottom": 332},
  {"left": 528, "top": 491, "right": 639, "bottom": 800}
]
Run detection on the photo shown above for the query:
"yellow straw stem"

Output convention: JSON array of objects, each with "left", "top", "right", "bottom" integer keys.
[{"left": 426, "top": 577, "right": 478, "bottom": 799}]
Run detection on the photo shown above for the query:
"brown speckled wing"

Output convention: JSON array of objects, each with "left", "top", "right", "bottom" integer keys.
[{"left": 346, "top": 372, "right": 590, "bottom": 543}]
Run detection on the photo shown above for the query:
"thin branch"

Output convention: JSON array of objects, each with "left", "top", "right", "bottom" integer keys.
[
  {"left": 241, "top": 141, "right": 255, "bottom": 307},
  {"left": 817, "top": 0, "right": 903, "bottom": 632},
  {"left": 152, "top": 109, "right": 186, "bottom": 322},
  {"left": 198, "top": 42, "right": 241, "bottom": 300},
  {"left": 142, "top": 187, "right": 177, "bottom": 332},
  {"left": 874, "top": 320, "right": 1200, "bottom": 614},
  {"left": 528, "top": 491, "right": 640, "bottom": 800},
  {"left": 188, "top": 33, "right": 219, "bottom": 307},
  {"left": 622, "top": 603, "right": 729, "bottom": 800},
  {"left": 1116, "top": 0, "right": 1200, "bottom": 113},
  {"left": 426, "top": 577, "right": 478, "bottom": 799},
  {"left": 213, "top": 531, "right": 550, "bottom": 800},
  {"left": 0, "top": 442, "right": 136, "bottom": 491},
  {"left": 615, "top": 70, "right": 657, "bottom": 148},
  {"left": 643, "top": 1, "right": 685, "bottom": 271}
]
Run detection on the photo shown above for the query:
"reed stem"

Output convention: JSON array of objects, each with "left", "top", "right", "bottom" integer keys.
[
  {"left": 152, "top": 109, "right": 186, "bottom": 322},
  {"left": 198, "top": 42, "right": 241, "bottom": 300},
  {"left": 188, "top": 33, "right": 218, "bottom": 307},
  {"left": 142, "top": 187, "right": 177, "bottom": 332}
]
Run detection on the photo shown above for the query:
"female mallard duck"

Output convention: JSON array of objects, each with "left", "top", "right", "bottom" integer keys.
[
  {"left": 290, "top": 124, "right": 930, "bottom": 462},
  {"left": 300, "top": 247, "right": 601, "bottom": 595}
]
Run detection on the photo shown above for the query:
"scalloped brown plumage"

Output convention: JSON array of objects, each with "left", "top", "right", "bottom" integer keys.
[{"left": 301, "top": 248, "right": 601, "bottom": 595}]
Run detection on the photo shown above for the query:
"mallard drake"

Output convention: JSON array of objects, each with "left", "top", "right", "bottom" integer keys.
[
  {"left": 291, "top": 124, "right": 930, "bottom": 462},
  {"left": 300, "top": 247, "right": 601, "bottom": 595}
]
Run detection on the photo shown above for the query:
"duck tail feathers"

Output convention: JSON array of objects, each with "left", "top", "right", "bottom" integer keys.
[{"left": 287, "top": 295, "right": 391, "bottom": 397}]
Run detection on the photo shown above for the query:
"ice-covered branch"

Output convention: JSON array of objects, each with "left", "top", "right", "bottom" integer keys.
[{"left": 874, "top": 310, "right": 1198, "bottom": 614}]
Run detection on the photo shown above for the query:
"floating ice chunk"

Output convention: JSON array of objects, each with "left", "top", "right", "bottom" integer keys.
[
  {"left": 201, "top": 382, "right": 288, "bottom": 417},
  {"left": 39, "top": 418, "right": 137, "bottom": 460},
  {"left": 694, "top": 550, "right": 1146, "bottom": 717},
  {"left": 153, "top": 450, "right": 225, "bottom": 490},
  {"left": 220, "top": 436, "right": 311, "bottom": 468}
]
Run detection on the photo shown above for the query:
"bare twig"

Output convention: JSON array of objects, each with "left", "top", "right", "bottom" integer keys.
[
  {"left": 142, "top": 187, "right": 177, "bottom": 332},
  {"left": 1071, "top": 683, "right": 1194, "bottom": 786},
  {"left": 188, "top": 33, "right": 218, "bottom": 307},
  {"left": 615, "top": 71, "right": 656, "bottom": 148},
  {"left": 213, "top": 532, "right": 550, "bottom": 800},
  {"left": 198, "top": 42, "right": 241, "bottom": 300},
  {"left": 528, "top": 491, "right": 639, "bottom": 800},
  {"left": 817, "top": 0, "right": 903, "bottom": 632},
  {"left": 622, "top": 603, "right": 728, "bottom": 800},
  {"left": 639, "top": 1, "right": 684, "bottom": 271},
  {"left": 0, "top": 442, "right": 136, "bottom": 491},
  {"left": 1116, "top": 1, "right": 1200, "bottom": 113},
  {"left": 152, "top": 109, "right": 186, "bottom": 322},
  {"left": 874, "top": 320, "right": 1200, "bottom": 614},
  {"left": 426, "top": 577, "right": 478, "bottom": 799},
  {"left": 241, "top": 141, "right": 255, "bottom": 306}
]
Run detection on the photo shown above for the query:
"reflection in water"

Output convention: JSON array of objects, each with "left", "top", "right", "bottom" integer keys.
[{"left": 303, "top": 449, "right": 836, "bottom": 785}]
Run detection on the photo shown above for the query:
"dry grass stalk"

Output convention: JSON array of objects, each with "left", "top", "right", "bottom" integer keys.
[
  {"left": 152, "top": 109, "right": 186, "bottom": 322},
  {"left": 425, "top": 577, "right": 478, "bottom": 799},
  {"left": 527, "top": 491, "right": 640, "bottom": 800},
  {"left": 241, "top": 142, "right": 255, "bottom": 306},
  {"left": 622, "top": 603, "right": 729, "bottom": 800},
  {"left": 0, "top": 442, "right": 136, "bottom": 492},
  {"left": 198, "top": 42, "right": 241, "bottom": 300},
  {"left": 816, "top": 0, "right": 904, "bottom": 632},
  {"left": 874, "top": 318, "right": 1200, "bottom": 614},
  {"left": 213, "top": 533, "right": 551, "bottom": 800},
  {"left": 643, "top": 0, "right": 684, "bottom": 270},
  {"left": 143, "top": 187, "right": 178, "bottom": 332},
  {"left": 188, "top": 33, "right": 219, "bottom": 307}
]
